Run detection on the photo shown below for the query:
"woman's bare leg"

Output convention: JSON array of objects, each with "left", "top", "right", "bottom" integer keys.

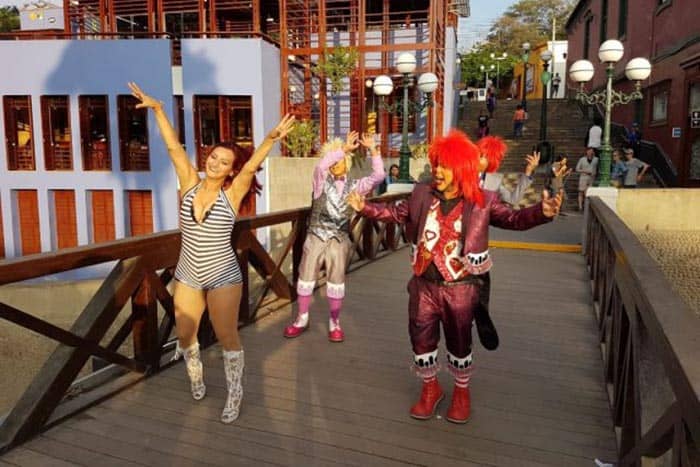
[
  {"left": 207, "top": 283, "right": 243, "bottom": 351},
  {"left": 173, "top": 281, "right": 207, "bottom": 347},
  {"left": 208, "top": 283, "right": 244, "bottom": 423},
  {"left": 173, "top": 281, "right": 208, "bottom": 400}
]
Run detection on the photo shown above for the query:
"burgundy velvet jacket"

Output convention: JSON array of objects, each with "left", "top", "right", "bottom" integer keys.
[{"left": 361, "top": 183, "right": 551, "bottom": 270}]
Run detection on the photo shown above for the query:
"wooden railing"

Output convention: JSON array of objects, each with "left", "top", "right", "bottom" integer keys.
[
  {"left": 0, "top": 192, "right": 408, "bottom": 452},
  {"left": 585, "top": 197, "right": 700, "bottom": 466}
]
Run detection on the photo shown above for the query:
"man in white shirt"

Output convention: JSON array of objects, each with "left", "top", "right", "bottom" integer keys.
[
  {"left": 576, "top": 147, "right": 599, "bottom": 211},
  {"left": 587, "top": 123, "right": 602, "bottom": 153}
]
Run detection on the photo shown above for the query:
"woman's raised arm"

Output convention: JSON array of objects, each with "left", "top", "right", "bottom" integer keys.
[
  {"left": 129, "top": 82, "right": 198, "bottom": 191},
  {"left": 228, "top": 114, "right": 295, "bottom": 209}
]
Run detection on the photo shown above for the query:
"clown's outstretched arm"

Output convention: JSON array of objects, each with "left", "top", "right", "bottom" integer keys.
[
  {"left": 354, "top": 133, "right": 385, "bottom": 195},
  {"left": 489, "top": 189, "right": 561, "bottom": 230},
  {"left": 312, "top": 131, "right": 359, "bottom": 198},
  {"left": 347, "top": 192, "right": 410, "bottom": 224}
]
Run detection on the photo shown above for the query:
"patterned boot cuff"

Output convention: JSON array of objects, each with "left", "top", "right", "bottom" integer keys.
[
  {"left": 446, "top": 352, "right": 473, "bottom": 377},
  {"left": 412, "top": 350, "right": 439, "bottom": 378}
]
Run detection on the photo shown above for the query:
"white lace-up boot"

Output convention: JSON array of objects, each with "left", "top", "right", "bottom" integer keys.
[
  {"left": 172, "top": 341, "right": 206, "bottom": 400},
  {"left": 221, "top": 349, "right": 244, "bottom": 423}
]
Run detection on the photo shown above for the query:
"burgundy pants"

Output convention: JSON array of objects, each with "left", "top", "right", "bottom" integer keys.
[{"left": 407, "top": 275, "right": 485, "bottom": 359}]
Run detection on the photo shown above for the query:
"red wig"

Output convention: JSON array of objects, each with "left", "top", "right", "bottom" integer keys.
[
  {"left": 428, "top": 129, "right": 484, "bottom": 207},
  {"left": 476, "top": 136, "right": 507, "bottom": 173},
  {"left": 207, "top": 141, "right": 263, "bottom": 196}
]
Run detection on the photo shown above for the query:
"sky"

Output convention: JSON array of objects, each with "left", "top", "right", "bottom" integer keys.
[{"left": 458, "top": 0, "right": 519, "bottom": 52}]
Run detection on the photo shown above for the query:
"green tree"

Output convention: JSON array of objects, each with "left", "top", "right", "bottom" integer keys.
[
  {"left": 487, "top": 0, "right": 575, "bottom": 55},
  {"left": 313, "top": 46, "right": 359, "bottom": 96},
  {"left": 0, "top": 6, "right": 20, "bottom": 33},
  {"left": 458, "top": 0, "right": 574, "bottom": 92}
]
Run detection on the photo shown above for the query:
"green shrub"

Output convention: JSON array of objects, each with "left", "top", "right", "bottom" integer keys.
[{"left": 283, "top": 120, "right": 319, "bottom": 158}]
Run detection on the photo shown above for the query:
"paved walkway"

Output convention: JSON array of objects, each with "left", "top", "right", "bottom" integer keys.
[
  {"left": 1, "top": 247, "right": 617, "bottom": 466},
  {"left": 490, "top": 211, "right": 584, "bottom": 246}
]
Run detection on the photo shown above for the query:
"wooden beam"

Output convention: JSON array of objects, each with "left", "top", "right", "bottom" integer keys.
[
  {"left": 0, "top": 232, "right": 180, "bottom": 286},
  {"left": 0, "top": 302, "right": 145, "bottom": 373},
  {"left": 0, "top": 256, "right": 148, "bottom": 451},
  {"left": 240, "top": 230, "right": 293, "bottom": 298}
]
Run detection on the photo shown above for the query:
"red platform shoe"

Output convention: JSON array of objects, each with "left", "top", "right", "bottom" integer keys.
[
  {"left": 410, "top": 379, "right": 444, "bottom": 420},
  {"left": 328, "top": 318, "right": 344, "bottom": 342},
  {"left": 283, "top": 313, "right": 308, "bottom": 338},
  {"left": 328, "top": 327, "right": 345, "bottom": 342},
  {"left": 446, "top": 386, "right": 471, "bottom": 424}
]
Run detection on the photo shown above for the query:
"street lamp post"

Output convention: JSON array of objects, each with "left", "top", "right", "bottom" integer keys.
[
  {"left": 365, "top": 78, "right": 374, "bottom": 112},
  {"left": 539, "top": 50, "right": 553, "bottom": 149},
  {"left": 480, "top": 64, "right": 495, "bottom": 89},
  {"left": 490, "top": 52, "right": 508, "bottom": 92},
  {"left": 365, "top": 78, "right": 377, "bottom": 136},
  {"left": 521, "top": 42, "right": 531, "bottom": 111},
  {"left": 456, "top": 54, "right": 464, "bottom": 123},
  {"left": 569, "top": 40, "right": 651, "bottom": 186},
  {"left": 373, "top": 52, "right": 438, "bottom": 182}
]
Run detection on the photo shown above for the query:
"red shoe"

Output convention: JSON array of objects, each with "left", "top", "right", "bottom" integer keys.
[
  {"left": 284, "top": 322, "right": 308, "bottom": 338},
  {"left": 410, "top": 379, "right": 444, "bottom": 420},
  {"left": 446, "top": 386, "right": 471, "bottom": 424},
  {"left": 328, "top": 327, "right": 345, "bottom": 342}
]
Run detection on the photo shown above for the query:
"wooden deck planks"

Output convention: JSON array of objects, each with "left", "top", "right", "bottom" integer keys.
[{"left": 1, "top": 249, "right": 618, "bottom": 466}]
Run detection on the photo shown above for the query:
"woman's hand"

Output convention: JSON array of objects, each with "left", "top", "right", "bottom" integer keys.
[
  {"left": 343, "top": 131, "right": 360, "bottom": 153},
  {"left": 542, "top": 189, "right": 563, "bottom": 218},
  {"left": 347, "top": 191, "right": 366, "bottom": 212},
  {"left": 128, "top": 82, "right": 163, "bottom": 110},
  {"left": 268, "top": 114, "right": 296, "bottom": 141}
]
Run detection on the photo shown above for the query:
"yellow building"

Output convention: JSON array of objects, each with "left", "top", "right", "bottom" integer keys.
[{"left": 513, "top": 42, "right": 550, "bottom": 101}]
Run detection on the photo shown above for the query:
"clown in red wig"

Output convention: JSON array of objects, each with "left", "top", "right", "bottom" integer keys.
[
  {"left": 477, "top": 135, "right": 541, "bottom": 205},
  {"left": 348, "top": 129, "right": 561, "bottom": 424}
]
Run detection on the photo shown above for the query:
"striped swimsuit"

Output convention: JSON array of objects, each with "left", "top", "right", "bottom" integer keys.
[{"left": 174, "top": 183, "right": 243, "bottom": 290}]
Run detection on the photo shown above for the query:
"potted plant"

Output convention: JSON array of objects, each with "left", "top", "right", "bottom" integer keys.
[{"left": 283, "top": 119, "right": 319, "bottom": 158}]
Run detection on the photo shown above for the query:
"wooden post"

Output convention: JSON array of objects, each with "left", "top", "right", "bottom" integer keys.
[
  {"left": 131, "top": 277, "right": 159, "bottom": 371},
  {"left": 236, "top": 247, "right": 251, "bottom": 324}
]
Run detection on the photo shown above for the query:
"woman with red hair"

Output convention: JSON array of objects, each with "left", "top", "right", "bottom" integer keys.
[
  {"left": 129, "top": 82, "right": 295, "bottom": 424},
  {"left": 348, "top": 129, "right": 561, "bottom": 424}
]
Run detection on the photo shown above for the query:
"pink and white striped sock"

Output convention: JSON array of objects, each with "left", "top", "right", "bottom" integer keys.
[{"left": 328, "top": 297, "right": 342, "bottom": 322}]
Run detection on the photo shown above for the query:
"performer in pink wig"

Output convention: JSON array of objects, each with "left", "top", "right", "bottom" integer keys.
[{"left": 284, "top": 131, "right": 384, "bottom": 342}]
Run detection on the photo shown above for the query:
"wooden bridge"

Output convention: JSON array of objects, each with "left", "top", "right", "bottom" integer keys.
[{"left": 0, "top": 196, "right": 698, "bottom": 466}]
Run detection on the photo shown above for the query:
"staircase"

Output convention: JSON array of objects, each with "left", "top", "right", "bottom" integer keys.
[{"left": 459, "top": 98, "right": 592, "bottom": 211}]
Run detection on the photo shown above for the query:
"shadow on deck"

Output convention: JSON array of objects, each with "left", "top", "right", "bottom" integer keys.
[{"left": 1, "top": 248, "right": 617, "bottom": 467}]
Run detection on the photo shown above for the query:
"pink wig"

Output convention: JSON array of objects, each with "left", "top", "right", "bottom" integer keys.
[
  {"left": 428, "top": 129, "right": 484, "bottom": 207},
  {"left": 476, "top": 136, "right": 507, "bottom": 173}
]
